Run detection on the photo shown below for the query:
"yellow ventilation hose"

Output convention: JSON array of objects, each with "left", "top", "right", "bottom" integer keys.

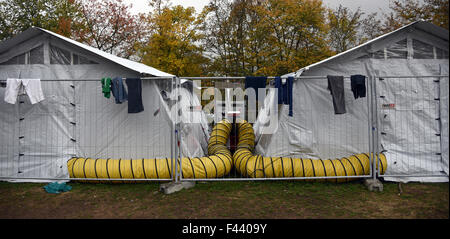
[
  {"left": 180, "top": 120, "right": 233, "bottom": 178},
  {"left": 67, "top": 119, "right": 386, "bottom": 182},
  {"left": 233, "top": 120, "right": 387, "bottom": 182},
  {"left": 68, "top": 120, "right": 233, "bottom": 181}
]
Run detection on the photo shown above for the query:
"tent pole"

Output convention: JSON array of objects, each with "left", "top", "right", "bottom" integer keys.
[
  {"left": 170, "top": 76, "right": 176, "bottom": 182},
  {"left": 372, "top": 73, "right": 380, "bottom": 180},
  {"left": 176, "top": 76, "right": 182, "bottom": 182},
  {"left": 366, "top": 75, "right": 373, "bottom": 179}
]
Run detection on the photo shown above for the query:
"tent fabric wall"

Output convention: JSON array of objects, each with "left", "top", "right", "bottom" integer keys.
[
  {"left": 254, "top": 67, "right": 371, "bottom": 160},
  {"left": 0, "top": 87, "right": 19, "bottom": 179},
  {"left": 440, "top": 64, "right": 449, "bottom": 176},
  {"left": 367, "top": 59, "right": 448, "bottom": 182},
  {"left": 0, "top": 64, "right": 85, "bottom": 182},
  {"left": 0, "top": 31, "right": 209, "bottom": 182},
  {"left": 75, "top": 78, "right": 209, "bottom": 160},
  {"left": 254, "top": 47, "right": 448, "bottom": 182},
  {"left": 74, "top": 79, "right": 172, "bottom": 160}
]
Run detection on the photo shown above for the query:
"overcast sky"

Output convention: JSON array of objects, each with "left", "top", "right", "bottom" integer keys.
[{"left": 125, "top": 0, "right": 394, "bottom": 16}]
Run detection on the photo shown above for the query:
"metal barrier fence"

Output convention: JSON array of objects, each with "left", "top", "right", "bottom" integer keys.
[
  {"left": 0, "top": 75, "right": 448, "bottom": 182},
  {"left": 176, "top": 76, "right": 376, "bottom": 182},
  {"left": 0, "top": 78, "right": 176, "bottom": 182},
  {"left": 374, "top": 75, "right": 449, "bottom": 179}
]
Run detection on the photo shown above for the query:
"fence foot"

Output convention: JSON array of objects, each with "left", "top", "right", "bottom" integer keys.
[
  {"left": 159, "top": 181, "right": 195, "bottom": 194},
  {"left": 364, "top": 179, "right": 383, "bottom": 192}
]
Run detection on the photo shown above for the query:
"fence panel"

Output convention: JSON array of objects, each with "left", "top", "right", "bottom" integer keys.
[
  {"left": 0, "top": 78, "right": 175, "bottom": 182},
  {"left": 375, "top": 75, "right": 449, "bottom": 179},
  {"left": 177, "top": 76, "right": 376, "bottom": 182}
]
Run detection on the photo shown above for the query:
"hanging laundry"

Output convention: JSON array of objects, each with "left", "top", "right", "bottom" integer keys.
[
  {"left": 4, "top": 78, "right": 45, "bottom": 104},
  {"left": 327, "top": 75, "right": 346, "bottom": 114},
  {"left": 285, "top": 77, "right": 293, "bottom": 116},
  {"left": 245, "top": 76, "right": 267, "bottom": 103},
  {"left": 274, "top": 76, "right": 294, "bottom": 116},
  {"left": 350, "top": 74, "right": 366, "bottom": 99},
  {"left": 125, "top": 78, "right": 144, "bottom": 113},
  {"left": 101, "top": 77, "right": 112, "bottom": 98},
  {"left": 111, "top": 77, "right": 128, "bottom": 104}
]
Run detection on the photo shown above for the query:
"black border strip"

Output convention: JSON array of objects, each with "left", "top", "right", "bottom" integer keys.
[
  {"left": 343, "top": 157, "right": 357, "bottom": 176},
  {"left": 319, "top": 159, "right": 327, "bottom": 177},
  {"left": 290, "top": 157, "right": 295, "bottom": 177},
  {"left": 330, "top": 159, "right": 338, "bottom": 183},
  {"left": 142, "top": 158, "right": 147, "bottom": 178},
  {"left": 310, "top": 159, "right": 316, "bottom": 177},
  {"left": 207, "top": 156, "right": 218, "bottom": 178},
  {"left": 154, "top": 158, "right": 159, "bottom": 179},
  {"left": 353, "top": 155, "right": 366, "bottom": 175},
  {"left": 188, "top": 158, "right": 196, "bottom": 179},
  {"left": 165, "top": 158, "right": 171, "bottom": 179}
]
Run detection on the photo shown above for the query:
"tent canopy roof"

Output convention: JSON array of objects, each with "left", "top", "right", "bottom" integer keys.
[
  {"left": 288, "top": 20, "right": 449, "bottom": 77},
  {"left": 0, "top": 27, "right": 174, "bottom": 77}
]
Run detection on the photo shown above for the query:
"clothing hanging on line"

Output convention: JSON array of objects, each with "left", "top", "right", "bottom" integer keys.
[
  {"left": 126, "top": 78, "right": 144, "bottom": 113},
  {"left": 327, "top": 75, "right": 346, "bottom": 114},
  {"left": 101, "top": 77, "right": 111, "bottom": 98},
  {"left": 111, "top": 77, "right": 128, "bottom": 104},
  {"left": 274, "top": 76, "right": 293, "bottom": 116},
  {"left": 350, "top": 74, "right": 366, "bottom": 99},
  {"left": 4, "top": 78, "right": 45, "bottom": 104},
  {"left": 245, "top": 76, "right": 267, "bottom": 103}
]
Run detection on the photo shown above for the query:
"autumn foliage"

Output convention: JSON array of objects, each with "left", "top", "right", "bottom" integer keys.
[{"left": 0, "top": 0, "right": 448, "bottom": 76}]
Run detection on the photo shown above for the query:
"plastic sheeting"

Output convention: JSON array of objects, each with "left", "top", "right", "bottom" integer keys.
[
  {"left": 236, "top": 121, "right": 386, "bottom": 181},
  {"left": 0, "top": 34, "right": 208, "bottom": 182},
  {"left": 440, "top": 64, "right": 449, "bottom": 176},
  {"left": 255, "top": 58, "right": 448, "bottom": 182},
  {"left": 370, "top": 60, "right": 447, "bottom": 182},
  {"left": 0, "top": 75, "right": 75, "bottom": 182},
  {"left": 37, "top": 27, "right": 174, "bottom": 77},
  {"left": 67, "top": 120, "right": 232, "bottom": 181},
  {"left": 255, "top": 61, "right": 371, "bottom": 160}
]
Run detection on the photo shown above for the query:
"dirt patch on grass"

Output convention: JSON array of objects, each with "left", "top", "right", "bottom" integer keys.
[{"left": 0, "top": 181, "right": 448, "bottom": 219}]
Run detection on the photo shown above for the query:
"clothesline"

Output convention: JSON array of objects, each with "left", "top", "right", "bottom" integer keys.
[
  {"left": 0, "top": 75, "right": 447, "bottom": 82},
  {"left": 0, "top": 77, "right": 172, "bottom": 82}
]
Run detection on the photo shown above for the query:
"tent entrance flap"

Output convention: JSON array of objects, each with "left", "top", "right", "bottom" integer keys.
[{"left": 376, "top": 76, "right": 445, "bottom": 178}]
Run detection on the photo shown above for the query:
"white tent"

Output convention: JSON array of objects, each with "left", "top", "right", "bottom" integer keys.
[
  {"left": 254, "top": 21, "right": 449, "bottom": 183},
  {"left": 0, "top": 27, "right": 209, "bottom": 182}
]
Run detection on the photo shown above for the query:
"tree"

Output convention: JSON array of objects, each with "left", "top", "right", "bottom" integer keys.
[
  {"left": 426, "top": 0, "right": 449, "bottom": 28},
  {"left": 199, "top": 0, "right": 236, "bottom": 76},
  {"left": 359, "top": 12, "right": 384, "bottom": 43},
  {"left": 326, "top": 5, "right": 385, "bottom": 53},
  {"left": 0, "top": 0, "right": 85, "bottom": 41},
  {"left": 383, "top": 0, "right": 449, "bottom": 32},
  {"left": 201, "top": 0, "right": 333, "bottom": 76},
  {"left": 258, "top": 0, "right": 332, "bottom": 75},
  {"left": 138, "top": 0, "right": 209, "bottom": 76},
  {"left": 327, "top": 5, "right": 363, "bottom": 53},
  {"left": 76, "top": 0, "right": 145, "bottom": 59}
]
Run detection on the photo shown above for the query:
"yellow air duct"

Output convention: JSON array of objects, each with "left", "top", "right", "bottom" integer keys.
[
  {"left": 68, "top": 119, "right": 386, "bottom": 182},
  {"left": 232, "top": 120, "right": 387, "bottom": 182},
  {"left": 68, "top": 120, "right": 233, "bottom": 181}
]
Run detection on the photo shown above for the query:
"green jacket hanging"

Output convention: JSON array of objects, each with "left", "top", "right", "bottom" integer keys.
[{"left": 101, "top": 77, "right": 112, "bottom": 98}]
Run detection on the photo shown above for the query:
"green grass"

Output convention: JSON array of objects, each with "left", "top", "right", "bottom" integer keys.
[{"left": 0, "top": 180, "right": 448, "bottom": 219}]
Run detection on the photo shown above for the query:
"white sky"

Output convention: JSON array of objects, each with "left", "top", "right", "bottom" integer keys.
[
  {"left": 125, "top": 0, "right": 394, "bottom": 16},
  {"left": 323, "top": 0, "right": 392, "bottom": 15},
  {"left": 125, "top": 0, "right": 209, "bottom": 14}
]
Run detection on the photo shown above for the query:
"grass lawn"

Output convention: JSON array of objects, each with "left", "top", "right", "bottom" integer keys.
[{"left": 0, "top": 180, "right": 448, "bottom": 219}]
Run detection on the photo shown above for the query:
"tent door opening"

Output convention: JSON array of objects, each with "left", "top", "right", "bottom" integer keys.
[
  {"left": 15, "top": 81, "right": 76, "bottom": 179},
  {"left": 376, "top": 76, "right": 444, "bottom": 177}
]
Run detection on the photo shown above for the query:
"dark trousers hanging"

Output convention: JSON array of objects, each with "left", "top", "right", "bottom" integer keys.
[
  {"left": 327, "top": 75, "right": 346, "bottom": 114},
  {"left": 125, "top": 78, "right": 144, "bottom": 113}
]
